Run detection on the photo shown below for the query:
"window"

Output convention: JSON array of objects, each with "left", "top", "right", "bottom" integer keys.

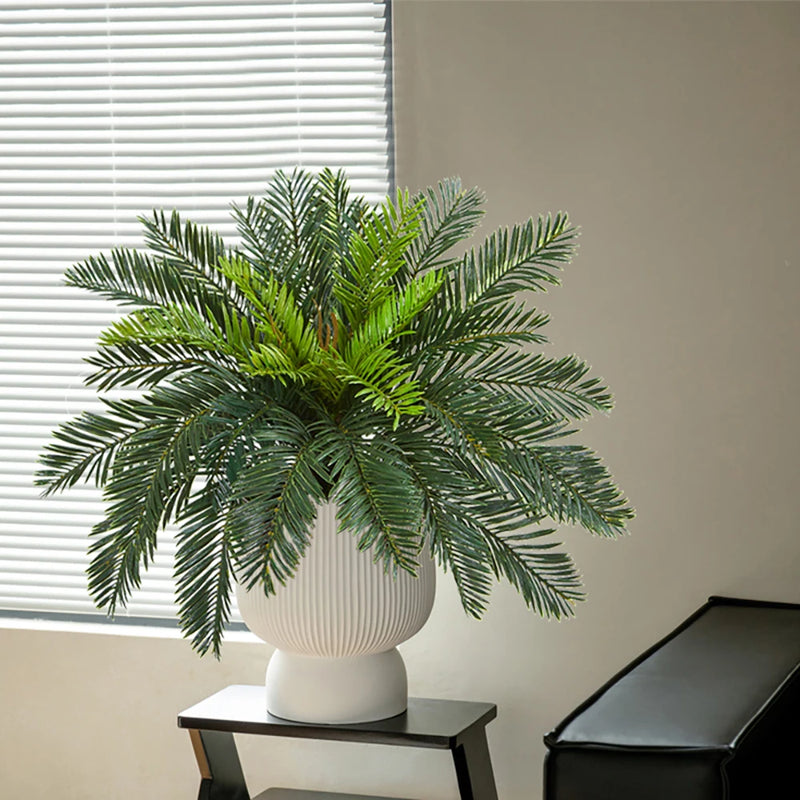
[{"left": 0, "top": 0, "right": 393, "bottom": 624}]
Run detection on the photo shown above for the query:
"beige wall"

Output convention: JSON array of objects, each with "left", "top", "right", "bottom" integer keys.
[
  {"left": 393, "top": 0, "right": 800, "bottom": 794},
  {"left": 2, "top": 3, "right": 799, "bottom": 799}
]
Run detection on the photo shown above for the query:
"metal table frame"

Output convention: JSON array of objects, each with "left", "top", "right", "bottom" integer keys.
[{"left": 178, "top": 685, "right": 498, "bottom": 800}]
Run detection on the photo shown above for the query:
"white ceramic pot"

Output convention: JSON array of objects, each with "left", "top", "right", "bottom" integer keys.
[{"left": 235, "top": 502, "right": 436, "bottom": 724}]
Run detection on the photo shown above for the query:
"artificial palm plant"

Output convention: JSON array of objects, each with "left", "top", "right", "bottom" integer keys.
[{"left": 37, "top": 169, "right": 633, "bottom": 657}]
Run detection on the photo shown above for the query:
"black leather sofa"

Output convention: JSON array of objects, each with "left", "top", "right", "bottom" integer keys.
[{"left": 544, "top": 596, "right": 800, "bottom": 799}]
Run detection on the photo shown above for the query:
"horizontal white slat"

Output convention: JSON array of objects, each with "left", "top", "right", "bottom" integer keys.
[
  {"left": 2, "top": 37, "right": 383, "bottom": 54},
  {"left": 0, "top": 547, "right": 172, "bottom": 585},
  {"left": 0, "top": 480, "right": 99, "bottom": 497},
  {"left": 1, "top": 4, "right": 385, "bottom": 18},
  {"left": 1, "top": 551, "right": 96, "bottom": 567},
  {"left": 0, "top": 566, "right": 172, "bottom": 583},
  {"left": 0, "top": 596, "right": 96, "bottom": 613},
  {"left": 0, "top": 183, "right": 388, "bottom": 200},
  {"left": 0, "top": 598, "right": 96, "bottom": 614},
  {"left": 0, "top": 463, "right": 55, "bottom": 478},
  {"left": 0, "top": 312, "right": 109, "bottom": 327},
  {"left": 0, "top": 126, "right": 386, "bottom": 147},
  {"left": 0, "top": 556, "right": 174, "bottom": 575},
  {"left": 1, "top": 87, "right": 386, "bottom": 104},
  {"left": 0, "top": 399, "right": 109, "bottom": 415},
  {"left": 0, "top": 6, "right": 386, "bottom": 24},
  {"left": 1, "top": 500, "right": 102, "bottom": 515},
  {"left": 0, "top": 136, "right": 386, "bottom": 152},
  {"left": 0, "top": 361, "right": 89, "bottom": 377},
  {"left": 0, "top": 513, "right": 105, "bottom": 530},
  {"left": 1, "top": 152, "right": 388, "bottom": 171},
  {"left": 0, "top": 598, "right": 180, "bottom": 618},
  {"left": 0, "top": 584, "right": 172, "bottom": 616},
  {"left": 0, "top": 43, "right": 383, "bottom": 62},
  {"left": 0, "top": 61, "right": 386, "bottom": 80},
  {"left": 0, "top": 77, "right": 386, "bottom": 94},
  {"left": 2, "top": 532, "right": 177, "bottom": 552},
  {"left": 0, "top": 166, "right": 388, "bottom": 187},
  {"left": 1, "top": 139, "right": 389, "bottom": 158},
  {"left": 0, "top": 440, "right": 91, "bottom": 457},
  {"left": 0, "top": 14, "right": 384, "bottom": 32},
  {"left": 0, "top": 110, "right": 388, "bottom": 128},
  {"left": 0, "top": 336, "right": 99, "bottom": 349},
  {"left": 1, "top": 1, "right": 383, "bottom": 15},
  {"left": 0, "top": 376, "right": 97, "bottom": 392}
]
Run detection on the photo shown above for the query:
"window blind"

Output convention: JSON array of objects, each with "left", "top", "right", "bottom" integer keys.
[{"left": 0, "top": 0, "right": 392, "bottom": 622}]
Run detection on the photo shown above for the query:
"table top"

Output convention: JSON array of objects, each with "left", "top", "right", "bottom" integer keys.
[{"left": 178, "top": 685, "right": 497, "bottom": 750}]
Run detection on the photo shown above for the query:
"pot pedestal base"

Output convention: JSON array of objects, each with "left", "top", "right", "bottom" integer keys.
[{"left": 265, "top": 648, "right": 407, "bottom": 724}]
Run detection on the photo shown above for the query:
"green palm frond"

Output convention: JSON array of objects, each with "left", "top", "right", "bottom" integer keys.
[
  {"left": 333, "top": 189, "right": 424, "bottom": 327},
  {"left": 431, "top": 512, "right": 494, "bottom": 617},
  {"left": 458, "top": 213, "right": 577, "bottom": 307},
  {"left": 413, "top": 297, "right": 550, "bottom": 359},
  {"left": 36, "top": 402, "right": 139, "bottom": 495},
  {"left": 228, "top": 434, "right": 327, "bottom": 593},
  {"left": 99, "top": 303, "right": 232, "bottom": 353},
  {"left": 84, "top": 304, "right": 240, "bottom": 390},
  {"left": 317, "top": 413, "right": 425, "bottom": 575},
  {"left": 213, "top": 254, "right": 320, "bottom": 367},
  {"left": 65, "top": 248, "right": 214, "bottom": 309},
  {"left": 140, "top": 208, "right": 228, "bottom": 279},
  {"left": 346, "top": 268, "right": 444, "bottom": 358},
  {"left": 406, "top": 177, "right": 485, "bottom": 276},
  {"left": 86, "top": 408, "right": 211, "bottom": 615},
  {"left": 473, "top": 351, "right": 614, "bottom": 419},
  {"left": 333, "top": 268, "right": 444, "bottom": 425},
  {"left": 423, "top": 378, "right": 629, "bottom": 538},
  {"left": 393, "top": 438, "right": 494, "bottom": 616},
  {"left": 317, "top": 167, "right": 371, "bottom": 278},
  {"left": 37, "top": 168, "right": 633, "bottom": 657},
  {"left": 483, "top": 533, "right": 583, "bottom": 618},
  {"left": 502, "top": 443, "right": 634, "bottom": 537},
  {"left": 84, "top": 340, "right": 233, "bottom": 391},
  {"left": 139, "top": 208, "right": 252, "bottom": 320},
  {"left": 232, "top": 168, "right": 321, "bottom": 277},
  {"left": 174, "top": 478, "right": 235, "bottom": 658}
]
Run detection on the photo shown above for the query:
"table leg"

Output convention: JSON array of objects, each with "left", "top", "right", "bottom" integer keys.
[
  {"left": 452, "top": 726, "right": 498, "bottom": 800},
  {"left": 188, "top": 729, "right": 250, "bottom": 800}
]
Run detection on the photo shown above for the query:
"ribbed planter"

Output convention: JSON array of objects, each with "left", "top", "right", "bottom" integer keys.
[{"left": 235, "top": 502, "right": 436, "bottom": 724}]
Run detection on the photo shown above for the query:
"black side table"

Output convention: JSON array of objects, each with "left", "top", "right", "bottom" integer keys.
[{"left": 178, "top": 685, "right": 498, "bottom": 800}]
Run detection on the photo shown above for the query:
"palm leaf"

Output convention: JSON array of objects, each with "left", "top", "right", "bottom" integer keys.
[
  {"left": 482, "top": 532, "right": 582, "bottom": 618},
  {"left": 394, "top": 437, "right": 494, "bottom": 615},
  {"left": 406, "top": 177, "right": 485, "bottom": 276},
  {"left": 333, "top": 189, "right": 424, "bottom": 327},
  {"left": 138, "top": 208, "right": 252, "bottom": 319},
  {"left": 84, "top": 341, "right": 235, "bottom": 391},
  {"left": 228, "top": 434, "right": 327, "bottom": 593},
  {"left": 65, "top": 248, "right": 221, "bottom": 311},
  {"left": 173, "top": 479, "right": 234, "bottom": 657},
  {"left": 316, "top": 414, "right": 425, "bottom": 575},
  {"left": 458, "top": 214, "right": 577, "bottom": 307},
  {"left": 473, "top": 350, "right": 614, "bottom": 419},
  {"left": 502, "top": 444, "right": 634, "bottom": 537},
  {"left": 333, "top": 268, "right": 444, "bottom": 425},
  {"left": 86, "top": 408, "right": 212, "bottom": 615},
  {"left": 36, "top": 403, "right": 139, "bottom": 495},
  {"left": 410, "top": 296, "right": 550, "bottom": 379}
]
